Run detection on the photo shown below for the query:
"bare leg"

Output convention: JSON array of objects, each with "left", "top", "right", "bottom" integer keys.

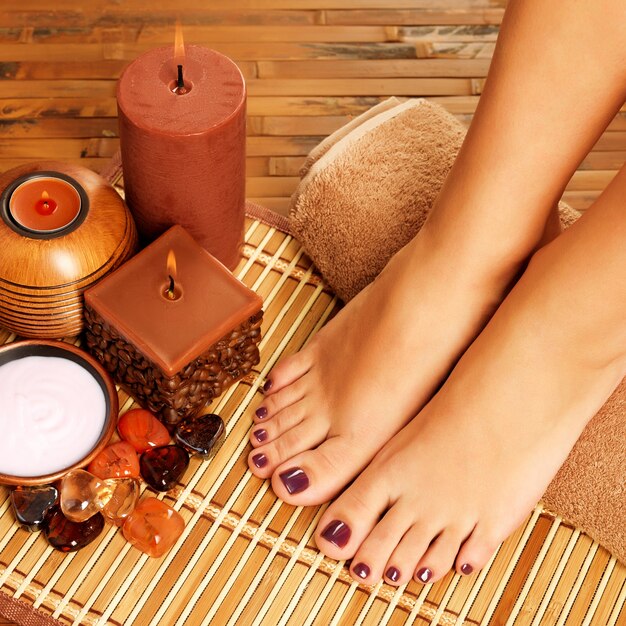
[
  {"left": 249, "top": 0, "right": 626, "bottom": 507},
  {"left": 315, "top": 162, "right": 626, "bottom": 585}
]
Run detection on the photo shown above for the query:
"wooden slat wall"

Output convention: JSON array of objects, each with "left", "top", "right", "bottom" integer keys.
[{"left": 0, "top": 1, "right": 623, "bottom": 213}]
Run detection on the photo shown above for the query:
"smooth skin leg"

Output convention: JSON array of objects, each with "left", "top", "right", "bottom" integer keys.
[
  {"left": 248, "top": 0, "right": 626, "bottom": 508},
  {"left": 316, "top": 162, "right": 626, "bottom": 585}
]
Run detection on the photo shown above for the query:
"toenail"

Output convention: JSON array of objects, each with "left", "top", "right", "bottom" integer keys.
[
  {"left": 255, "top": 407, "right": 268, "bottom": 419},
  {"left": 416, "top": 567, "right": 433, "bottom": 583},
  {"left": 320, "top": 520, "right": 351, "bottom": 548},
  {"left": 263, "top": 379, "right": 273, "bottom": 392},
  {"left": 253, "top": 429, "right": 268, "bottom": 443},
  {"left": 352, "top": 563, "right": 370, "bottom": 579},
  {"left": 252, "top": 453, "right": 268, "bottom": 469},
  {"left": 460, "top": 563, "right": 473, "bottom": 576},
  {"left": 385, "top": 567, "right": 401, "bottom": 583},
  {"left": 279, "top": 467, "right": 309, "bottom": 494}
]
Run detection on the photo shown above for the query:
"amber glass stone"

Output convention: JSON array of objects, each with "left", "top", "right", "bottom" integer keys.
[
  {"left": 122, "top": 498, "right": 185, "bottom": 557},
  {"left": 140, "top": 445, "right": 189, "bottom": 492},
  {"left": 174, "top": 413, "right": 225, "bottom": 459},
  {"left": 11, "top": 485, "right": 58, "bottom": 532},
  {"left": 88, "top": 441, "right": 140, "bottom": 479},
  {"left": 60, "top": 469, "right": 113, "bottom": 523},
  {"left": 45, "top": 506, "right": 105, "bottom": 552},
  {"left": 118, "top": 408, "right": 170, "bottom": 452},
  {"left": 101, "top": 478, "right": 141, "bottom": 526}
]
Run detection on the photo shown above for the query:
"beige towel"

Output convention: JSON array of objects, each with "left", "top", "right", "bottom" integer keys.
[{"left": 289, "top": 98, "right": 625, "bottom": 563}]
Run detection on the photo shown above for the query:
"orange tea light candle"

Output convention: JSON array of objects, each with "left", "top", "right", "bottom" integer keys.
[{"left": 9, "top": 175, "right": 82, "bottom": 234}]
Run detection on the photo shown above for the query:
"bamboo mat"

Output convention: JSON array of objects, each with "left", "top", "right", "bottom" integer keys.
[{"left": 0, "top": 201, "right": 625, "bottom": 624}]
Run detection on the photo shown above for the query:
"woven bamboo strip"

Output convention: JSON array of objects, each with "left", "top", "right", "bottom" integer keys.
[
  {"left": 581, "top": 557, "right": 616, "bottom": 626},
  {"left": 529, "top": 530, "right": 581, "bottom": 626},
  {"left": 405, "top": 580, "right": 432, "bottom": 623},
  {"left": 353, "top": 580, "right": 384, "bottom": 626},
  {"left": 428, "top": 576, "right": 461, "bottom": 626},
  {"left": 554, "top": 543, "right": 599, "bottom": 626},
  {"left": 504, "top": 516, "right": 562, "bottom": 625},
  {"left": 480, "top": 507, "right": 542, "bottom": 624},
  {"left": 607, "top": 578, "right": 626, "bottom": 626}
]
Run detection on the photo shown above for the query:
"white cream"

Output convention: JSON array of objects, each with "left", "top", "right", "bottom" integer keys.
[{"left": 0, "top": 356, "right": 107, "bottom": 477}]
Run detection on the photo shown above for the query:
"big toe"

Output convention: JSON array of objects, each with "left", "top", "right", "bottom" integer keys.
[{"left": 271, "top": 435, "right": 377, "bottom": 508}]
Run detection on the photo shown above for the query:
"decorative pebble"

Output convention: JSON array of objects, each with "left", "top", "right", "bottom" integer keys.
[
  {"left": 101, "top": 478, "right": 141, "bottom": 526},
  {"left": 140, "top": 445, "right": 189, "bottom": 492},
  {"left": 11, "top": 485, "right": 58, "bottom": 532},
  {"left": 174, "top": 413, "right": 225, "bottom": 459},
  {"left": 45, "top": 506, "right": 105, "bottom": 552},
  {"left": 60, "top": 469, "right": 113, "bottom": 522},
  {"left": 117, "top": 408, "right": 170, "bottom": 453},
  {"left": 123, "top": 498, "right": 185, "bottom": 557},
  {"left": 88, "top": 441, "right": 140, "bottom": 479}
]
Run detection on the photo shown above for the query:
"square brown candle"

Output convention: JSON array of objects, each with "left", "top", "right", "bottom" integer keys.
[{"left": 84, "top": 225, "right": 263, "bottom": 427}]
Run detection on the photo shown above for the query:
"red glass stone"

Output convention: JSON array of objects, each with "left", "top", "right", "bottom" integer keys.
[
  {"left": 45, "top": 506, "right": 104, "bottom": 552},
  {"left": 123, "top": 498, "right": 185, "bottom": 557},
  {"left": 140, "top": 445, "right": 189, "bottom": 492},
  {"left": 88, "top": 441, "right": 140, "bottom": 479},
  {"left": 11, "top": 485, "right": 58, "bottom": 532},
  {"left": 118, "top": 408, "right": 170, "bottom": 452},
  {"left": 174, "top": 413, "right": 225, "bottom": 459}
]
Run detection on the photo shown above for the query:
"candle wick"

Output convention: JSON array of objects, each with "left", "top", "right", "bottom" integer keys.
[
  {"left": 176, "top": 64, "right": 188, "bottom": 95},
  {"left": 167, "top": 274, "right": 176, "bottom": 299}
]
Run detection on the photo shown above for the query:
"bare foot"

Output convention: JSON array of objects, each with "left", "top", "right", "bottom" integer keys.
[
  {"left": 313, "top": 207, "right": 626, "bottom": 584},
  {"left": 248, "top": 220, "right": 538, "bottom": 505}
]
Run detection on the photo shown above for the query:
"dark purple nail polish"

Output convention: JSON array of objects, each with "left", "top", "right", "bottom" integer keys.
[
  {"left": 253, "top": 429, "right": 268, "bottom": 443},
  {"left": 460, "top": 563, "right": 473, "bottom": 575},
  {"left": 255, "top": 406, "right": 268, "bottom": 419},
  {"left": 416, "top": 567, "right": 433, "bottom": 583},
  {"left": 352, "top": 562, "right": 370, "bottom": 579},
  {"left": 385, "top": 567, "right": 400, "bottom": 583},
  {"left": 279, "top": 467, "right": 309, "bottom": 494},
  {"left": 252, "top": 453, "right": 268, "bottom": 469},
  {"left": 263, "top": 379, "right": 273, "bottom": 392},
  {"left": 320, "top": 520, "right": 351, "bottom": 548}
]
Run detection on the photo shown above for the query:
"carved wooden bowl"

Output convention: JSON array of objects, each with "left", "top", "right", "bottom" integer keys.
[
  {"left": 0, "top": 162, "right": 137, "bottom": 338},
  {"left": 0, "top": 340, "right": 118, "bottom": 486}
]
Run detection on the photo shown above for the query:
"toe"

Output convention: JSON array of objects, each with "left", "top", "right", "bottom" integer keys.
[
  {"left": 414, "top": 526, "right": 472, "bottom": 584},
  {"left": 250, "top": 400, "right": 308, "bottom": 447},
  {"left": 383, "top": 520, "right": 439, "bottom": 587},
  {"left": 272, "top": 434, "right": 376, "bottom": 509},
  {"left": 348, "top": 503, "right": 416, "bottom": 584},
  {"left": 311, "top": 461, "right": 392, "bottom": 560},
  {"left": 454, "top": 523, "right": 500, "bottom": 576},
  {"left": 254, "top": 377, "right": 309, "bottom": 422},
  {"left": 248, "top": 416, "right": 329, "bottom": 478},
  {"left": 264, "top": 345, "right": 315, "bottom": 394}
]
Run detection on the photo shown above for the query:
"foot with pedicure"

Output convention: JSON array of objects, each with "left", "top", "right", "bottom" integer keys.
[{"left": 246, "top": 0, "right": 626, "bottom": 587}]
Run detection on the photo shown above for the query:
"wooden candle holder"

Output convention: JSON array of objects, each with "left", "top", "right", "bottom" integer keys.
[{"left": 0, "top": 162, "right": 138, "bottom": 338}]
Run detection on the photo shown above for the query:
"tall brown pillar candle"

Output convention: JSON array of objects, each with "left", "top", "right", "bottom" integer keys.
[{"left": 117, "top": 43, "right": 246, "bottom": 270}]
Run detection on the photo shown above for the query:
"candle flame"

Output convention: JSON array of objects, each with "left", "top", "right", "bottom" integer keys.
[
  {"left": 167, "top": 249, "right": 177, "bottom": 282},
  {"left": 165, "top": 250, "right": 178, "bottom": 300},
  {"left": 174, "top": 20, "right": 185, "bottom": 59},
  {"left": 41, "top": 190, "right": 49, "bottom": 200}
]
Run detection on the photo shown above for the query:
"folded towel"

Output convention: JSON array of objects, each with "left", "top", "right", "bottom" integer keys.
[{"left": 289, "top": 98, "right": 625, "bottom": 563}]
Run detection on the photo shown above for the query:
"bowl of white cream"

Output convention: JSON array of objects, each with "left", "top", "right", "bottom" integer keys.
[{"left": 0, "top": 340, "right": 118, "bottom": 485}]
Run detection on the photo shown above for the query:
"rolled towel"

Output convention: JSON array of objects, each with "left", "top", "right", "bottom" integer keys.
[{"left": 289, "top": 99, "right": 625, "bottom": 563}]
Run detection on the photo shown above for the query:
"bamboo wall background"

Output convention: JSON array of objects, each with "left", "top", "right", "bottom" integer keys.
[{"left": 1, "top": 0, "right": 624, "bottom": 215}]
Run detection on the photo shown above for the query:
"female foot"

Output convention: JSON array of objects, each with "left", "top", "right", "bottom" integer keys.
[
  {"left": 249, "top": 225, "right": 520, "bottom": 505},
  {"left": 314, "top": 172, "right": 626, "bottom": 583},
  {"left": 248, "top": 0, "right": 626, "bottom": 504}
]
